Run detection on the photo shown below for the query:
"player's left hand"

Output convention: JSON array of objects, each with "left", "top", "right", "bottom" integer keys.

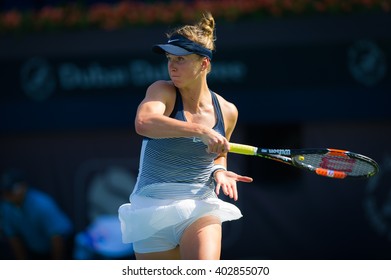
[{"left": 214, "top": 171, "right": 253, "bottom": 201}]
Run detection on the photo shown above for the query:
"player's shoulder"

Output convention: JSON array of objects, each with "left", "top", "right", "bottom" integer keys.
[
  {"left": 213, "top": 91, "right": 238, "bottom": 116},
  {"left": 144, "top": 80, "right": 177, "bottom": 108},
  {"left": 147, "top": 80, "right": 175, "bottom": 93}
]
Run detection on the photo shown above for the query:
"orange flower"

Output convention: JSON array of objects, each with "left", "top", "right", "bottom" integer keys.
[
  {"left": 0, "top": 0, "right": 390, "bottom": 34},
  {"left": 37, "top": 6, "right": 64, "bottom": 24},
  {"left": 1, "top": 10, "right": 22, "bottom": 29}
]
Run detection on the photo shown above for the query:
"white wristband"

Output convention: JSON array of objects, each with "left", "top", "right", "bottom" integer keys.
[{"left": 211, "top": 164, "right": 227, "bottom": 180}]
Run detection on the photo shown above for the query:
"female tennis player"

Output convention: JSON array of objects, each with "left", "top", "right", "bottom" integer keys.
[{"left": 118, "top": 12, "right": 253, "bottom": 260}]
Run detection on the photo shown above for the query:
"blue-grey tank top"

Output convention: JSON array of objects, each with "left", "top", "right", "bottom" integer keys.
[{"left": 132, "top": 88, "right": 226, "bottom": 199}]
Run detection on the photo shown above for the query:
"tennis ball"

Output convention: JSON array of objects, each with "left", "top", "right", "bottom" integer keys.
[{"left": 298, "top": 156, "right": 305, "bottom": 161}]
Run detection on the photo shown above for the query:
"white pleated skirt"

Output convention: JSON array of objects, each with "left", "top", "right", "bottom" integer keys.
[{"left": 118, "top": 192, "right": 242, "bottom": 243}]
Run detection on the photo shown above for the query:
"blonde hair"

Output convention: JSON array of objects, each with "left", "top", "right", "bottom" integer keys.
[{"left": 167, "top": 12, "right": 216, "bottom": 53}]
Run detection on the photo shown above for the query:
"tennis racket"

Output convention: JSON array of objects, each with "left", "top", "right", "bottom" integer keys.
[{"left": 228, "top": 143, "right": 379, "bottom": 179}]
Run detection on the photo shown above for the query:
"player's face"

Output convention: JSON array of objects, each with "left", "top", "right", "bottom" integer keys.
[{"left": 166, "top": 54, "right": 203, "bottom": 87}]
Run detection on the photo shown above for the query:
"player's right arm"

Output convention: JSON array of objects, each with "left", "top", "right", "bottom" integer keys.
[
  {"left": 135, "top": 80, "right": 204, "bottom": 138},
  {"left": 135, "top": 80, "right": 228, "bottom": 153}
]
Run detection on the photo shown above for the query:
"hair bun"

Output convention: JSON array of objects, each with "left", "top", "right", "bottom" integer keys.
[{"left": 198, "top": 12, "right": 215, "bottom": 41}]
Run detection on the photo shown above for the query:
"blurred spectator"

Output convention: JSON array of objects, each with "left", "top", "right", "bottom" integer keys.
[
  {"left": 73, "top": 166, "right": 135, "bottom": 259},
  {"left": 0, "top": 168, "right": 73, "bottom": 259},
  {"left": 73, "top": 215, "right": 134, "bottom": 260}
]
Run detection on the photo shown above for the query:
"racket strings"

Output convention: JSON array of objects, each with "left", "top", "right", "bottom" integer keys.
[{"left": 297, "top": 154, "right": 376, "bottom": 176}]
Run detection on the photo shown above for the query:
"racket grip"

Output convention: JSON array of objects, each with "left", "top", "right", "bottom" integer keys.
[{"left": 229, "top": 143, "right": 258, "bottom": 156}]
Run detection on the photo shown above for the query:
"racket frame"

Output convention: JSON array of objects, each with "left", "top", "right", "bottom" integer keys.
[{"left": 228, "top": 143, "right": 379, "bottom": 179}]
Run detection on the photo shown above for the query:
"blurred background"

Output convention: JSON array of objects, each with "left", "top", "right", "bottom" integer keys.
[{"left": 1, "top": 0, "right": 390, "bottom": 260}]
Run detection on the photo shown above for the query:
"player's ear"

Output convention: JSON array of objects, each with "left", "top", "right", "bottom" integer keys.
[{"left": 201, "top": 57, "right": 209, "bottom": 71}]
